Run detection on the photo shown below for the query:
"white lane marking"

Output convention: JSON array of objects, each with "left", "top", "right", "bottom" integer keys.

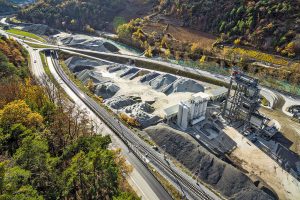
[{"left": 129, "top": 174, "right": 151, "bottom": 200}]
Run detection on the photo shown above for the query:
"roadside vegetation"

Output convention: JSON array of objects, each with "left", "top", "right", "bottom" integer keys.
[
  {"left": 0, "top": 38, "right": 140, "bottom": 199},
  {"left": 6, "top": 28, "right": 46, "bottom": 42},
  {"left": 0, "top": 35, "right": 28, "bottom": 78},
  {"left": 148, "top": 165, "right": 182, "bottom": 200}
]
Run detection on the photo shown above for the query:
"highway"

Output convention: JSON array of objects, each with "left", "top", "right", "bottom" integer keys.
[{"left": 48, "top": 51, "right": 219, "bottom": 200}]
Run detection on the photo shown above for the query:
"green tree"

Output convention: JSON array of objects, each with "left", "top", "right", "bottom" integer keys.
[
  {"left": 113, "top": 192, "right": 140, "bottom": 200},
  {"left": 13, "top": 135, "right": 60, "bottom": 199},
  {"left": 0, "top": 123, "right": 32, "bottom": 155},
  {"left": 0, "top": 162, "right": 43, "bottom": 200},
  {"left": 62, "top": 136, "right": 128, "bottom": 199},
  {"left": 113, "top": 16, "right": 126, "bottom": 31},
  {"left": 0, "top": 52, "right": 17, "bottom": 79},
  {"left": 63, "top": 149, "right": 119, "bottom": 199}
]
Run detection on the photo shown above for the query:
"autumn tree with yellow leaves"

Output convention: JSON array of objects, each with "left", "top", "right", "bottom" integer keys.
[{"left": 0, "top": 38, "right": 140, "bottom": 199}]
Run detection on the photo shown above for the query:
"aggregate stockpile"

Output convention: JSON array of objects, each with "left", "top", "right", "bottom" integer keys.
[
  {"left": 141, "top": 73, "right": 205, "bottom": 95},
  {"left": 59, "top": 34, "right": 119, "bottom": 52},
  {"left": 105, "top": 96, "right": 160, "bottom": 128},
  {"left": 65, "top": 56, "right": 211, "bottom": 128},
  {"left": 21, "top": 24, "right": 59, "bottom": 35},
  {"left": 145, "top": 124, "right": 275, "bottom": 200},
  {"left": 65, "top": 56, "right": 109, "bottom": 73}
]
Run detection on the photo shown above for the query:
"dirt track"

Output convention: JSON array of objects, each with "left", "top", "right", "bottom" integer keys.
[{"left": 224, "top": 126, "right": 300, "bottom": 200}]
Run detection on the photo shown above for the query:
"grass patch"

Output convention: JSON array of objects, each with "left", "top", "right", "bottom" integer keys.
[
  {"left": 261, "top": 96, "right": 269, "bottom": 107},
  {"left": 7, "top": 29, "right": 46, "bottom": 43},
  {"left": 40, "top": 52, "right": 55, "bottom": 83},
  {"left": 40, "top": 52, "right": 75, "bottom": 103},
  {"left": 223, "top": 47, "right": 293, "bottom": 67},
  {"left": 260, "top": 77, "right": 300, "bottom": 96}
]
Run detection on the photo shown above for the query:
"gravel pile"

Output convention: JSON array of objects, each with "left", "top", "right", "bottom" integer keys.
[
  {"left": 105, "top": 95, "right": 141, "bottom": 110},
  {"left": 22, "top": 24, "right": 59, "bottom": 35},
  {"left": 105, "top": 97, "right": 160, "bottom": 127},
  {"left": 124, "top": 102, "right": 154, "bottom": 114},
  {"left": 130, "top": 70, "right": 150, "bottom": 80},
  {"left": 139, "top": 72, "right": 160, "bottom": 83},
  {"left": 76, "top": 69, "right": 111, "bottom": 84},
  {"left": 94, "top": 82, "right": 120, "bottom": 99},
  {"left": 124, "top": 102, "right": 159, "bottom": 127},
  {"left": 164, "top": 78, "right": 205, "bottom": 95},
  {"left": 60, "top": 35, "right": 119, "bottom": 52},
  {"left": 120, "top": 67, "right": 140, "bottom": 78},
  {"left": 130, "top": 111, "right": 161, "bottom": 128},
  {"left": 149, "top": 74, "right": 177, "bottom": 91},
  {"left": 145, "top": 124, "right": 275, "bottom": 200},
  {"left": 107, "top": 64, "right": 127, "bottom": 73},
  {"left": 65, "top": 56, "right": 108, "bottom": 72}
]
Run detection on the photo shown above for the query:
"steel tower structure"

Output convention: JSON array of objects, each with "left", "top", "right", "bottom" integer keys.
[{"left": 222, "top": 70, "right": 261, "bottom": 128}]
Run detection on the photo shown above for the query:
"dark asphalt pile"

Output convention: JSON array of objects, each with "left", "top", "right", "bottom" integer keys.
[
  {"left": 60, "top": 35, "right": 119, "bottom": 53},
  {"left": 163, "top": 78, "right": 204, "bottom": 95},
  {"left": 149, "top": 74, "right": 177, "bottom": 91},
  {"left": 65, "top": 56, "right": 108, "bottom": 73},
  {"left": 22, "top": 24, "right": 59, "bottom": 35},
  {"left": 145, "top": 124, "right": 275, "bottom": 200},
  {"left": 94, "top": 82, "right": 120, "bottom": 99},
  {"left": 105, "top": 95, "right": 141, "bottom": 110}
]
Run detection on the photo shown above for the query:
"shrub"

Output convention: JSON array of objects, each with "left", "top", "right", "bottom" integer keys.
[{"left": 119, "top": 113, "right": 140, "bottom": 127}]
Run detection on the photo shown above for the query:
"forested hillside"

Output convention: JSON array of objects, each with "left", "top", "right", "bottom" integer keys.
[
  {"left": 0, "top": 0, "right": 18, "bottom": 14},
  {"left": 0, "top": 37, "right": 139, "bottom": 199},
  {"left": 10, "top": 0, "right": 34, "bottom": 3},
  {"left": 15, "top": 0, "right": 300, "bottom": 93},
  {"left": 156, "top": 0, "right": 300, "bottom": 58},
  {"left": 0, "top": 36, "right": 28, "bottom": 78},
  {"left": 18, "top": 0, "right": 156, "bottom": 32},
  {"left": 18, "top": 0, "right": 300, "bottom": 58}
]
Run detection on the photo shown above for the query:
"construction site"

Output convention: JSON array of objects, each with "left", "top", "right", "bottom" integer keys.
[{"left": 65, "top": 55, "right": 300, "bottom": 200}]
